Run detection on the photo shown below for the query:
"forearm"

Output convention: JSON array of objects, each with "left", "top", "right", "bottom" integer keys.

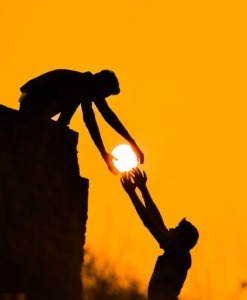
[
  {"left": 96, "top": 100, "right": 143, "bottom": 163},
  {"left": 96, "top": 100, "right": 135, "bottom": 141},
  {"left": 82, "top": 109, "right": 107, "bottom": 156},
  {"left": 105, "top": 112, "right": 134, "bottom": 141},
  {"left": 87, "top": 124, "right": 106, "bottom": 156},
  {"left": 140, "top": 186, "right": 167, "bottom": 231},
  {"left": 105, "top": 112, "right": 142, "bottom": 157},
  {"left": 127, "top": 191, "right": 155, "bottom": 229},
  {"left": 127, "top": 190, "right": 167, "bottom": 243}
]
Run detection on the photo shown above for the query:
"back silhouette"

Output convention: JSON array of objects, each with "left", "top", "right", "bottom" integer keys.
[
  {"left": 19, "top": 69, "right": 144, "bottom": 174},
  {"left": 121, "top": 168, "right": 199, "bottom": 300}
]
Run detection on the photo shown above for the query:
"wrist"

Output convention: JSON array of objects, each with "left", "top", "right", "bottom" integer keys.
[
  {"left": 128, "top": 138, "right": 136, "bottom": 145},
  {"left": 127, "top": 189, "right": 136, "bottom": 196},
  {"left": 140, "top": 186, "right": 149, "bottom": 194},
  {"left": 101, "top": 150, "right": 108, "bottom": 158}
]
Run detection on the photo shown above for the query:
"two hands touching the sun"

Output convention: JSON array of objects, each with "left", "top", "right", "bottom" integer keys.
[{"left": 108, "top": 144, "right": 144, "bottom": 175}]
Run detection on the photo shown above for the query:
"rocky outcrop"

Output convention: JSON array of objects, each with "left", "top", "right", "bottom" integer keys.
[{"left": 0, "top": 105, "right": 88, "bottom": 300}]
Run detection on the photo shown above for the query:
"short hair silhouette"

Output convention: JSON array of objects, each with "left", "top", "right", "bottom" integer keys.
[
  {"left": 177, "top": 218, "right": 199, "bottom": 250},
  {"left": 94, "top": 70, "right": 120, "bottom": 95}
]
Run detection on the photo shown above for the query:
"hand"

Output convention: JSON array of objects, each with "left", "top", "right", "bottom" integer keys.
[
  {"left": 102, "top": 152, "right": 118, "bottom": 175},
  {"left": 131, "top": 168, "right": 147, "bottom": 189},
  {"left": 120, "top": 172, "right": 136, "bottom": 194},
  {"left": 131, "top": 143, "right": 144, "bottom": 164}
]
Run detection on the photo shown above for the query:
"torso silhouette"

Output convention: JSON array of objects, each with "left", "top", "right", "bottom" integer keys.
[
  {"left": 148, "top": 243, "right": 191, "bottom": 300},
  {"left": 19, "top": 69, "right": 100, "bottom": 125}
]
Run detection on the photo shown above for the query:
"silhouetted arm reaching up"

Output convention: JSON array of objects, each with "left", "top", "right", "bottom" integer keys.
[
  {"left": 94, "top": 98, "right": 144, "bottom": 164},
  {"left": 81, "top": 101, "right": 118, "bottom": 175},
  {"left": 131, "top": 168, "right": 168, "bottom": 232},
  {"left": 121, "top": 172, "right": 170, "bottom": 248}
]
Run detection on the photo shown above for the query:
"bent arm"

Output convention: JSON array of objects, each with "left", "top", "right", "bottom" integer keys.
[
  {"left": 95, "top": 99, "right": 144, "bottom": 163},
  {"left": 94, "top": 98, "right": 134, "bottom": 141}
]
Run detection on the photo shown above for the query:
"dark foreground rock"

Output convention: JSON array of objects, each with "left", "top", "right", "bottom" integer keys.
[{"left": 0, "top": 105, "right": 88, "bottom": 300}]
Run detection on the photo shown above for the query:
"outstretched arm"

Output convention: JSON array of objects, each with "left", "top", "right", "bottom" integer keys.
[
  {"left": 121, "top": 173, "right": 169, "bottom": 247},
  {"left": 131, "top": 168, "right": 168, "bottom": 232},
  {"left": 94, "top": 98, "right": 144, "bottom": 164},
  {"left": 81, "top": 101, "right": 118, "bottom": 174}
]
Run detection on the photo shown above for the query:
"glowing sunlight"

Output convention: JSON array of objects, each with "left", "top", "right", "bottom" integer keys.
[{"left": 112, "top": 144, "right": 138, "bottom": 172}]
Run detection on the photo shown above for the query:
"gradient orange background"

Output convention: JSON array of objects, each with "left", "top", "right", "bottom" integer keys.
[{"left": 1, "top": 1, "right": 247, "bottom": 299}]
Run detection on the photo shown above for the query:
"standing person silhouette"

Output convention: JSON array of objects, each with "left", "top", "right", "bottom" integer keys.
[
  {"left": 18, "top": 69, "right": 144, "bottom": 174},
  {"left": 121, "top": 168, "right": 199, "bottom": 300}
]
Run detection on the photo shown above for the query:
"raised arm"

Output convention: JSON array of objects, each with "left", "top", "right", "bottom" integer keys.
[
  {"left": 81, "top": 101, "right": 118, "bottom": 174},
  {"left": 121, "top": 173, "right": 170, "bottom": 247},
  {"left": 131, "top": 168, "right": 168, "bottom": 232},
  {"left": 94, "top": 98, "right": 144, "bottom": 164}
]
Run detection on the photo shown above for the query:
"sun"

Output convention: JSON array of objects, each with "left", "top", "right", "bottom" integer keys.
[{"left": 111, "top": 144, "right": 138, "bottom": 172}]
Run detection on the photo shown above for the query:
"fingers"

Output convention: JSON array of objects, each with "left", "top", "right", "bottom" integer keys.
[
  {"left": 131, "top": 144, "right": 144, "bottom": 164},
  {"left": 106, "top": 155, "right": 119, "bottom": 175},
  {"left": 121, "top": 172, "right": 127, "bottom": 181},
  {"left": 108, "top": 163, "right": 118, "bottom": 175},
  {"left": 136, "top": 149, "right": 144, "bottom": 164},
  {"left": 120, "top": 176, "right": 127, "bottom": 185},
  {"left": 131, "top": 167, "right": 142, "bottom": 178},
  {"left": 136, "top": 167, "right": 142, "bottom": 176},
  {"left": 109, "top": 168, "right": 118, "bottom": 175},
  {"left": 111, "top": 153, "right": 118, "bottom": 161},
  {"left": 139, "top": 152, "right": 144, "bottom": 164},
  {"left": 120, "top": 171, "right": 136, "bottom": 193},
  {"left": 121, "top": 171, "right": 130, "bottom": 182}
]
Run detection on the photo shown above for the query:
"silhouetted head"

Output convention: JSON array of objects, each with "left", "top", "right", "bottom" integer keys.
[
  {"left": 172, "top": 218, "right": 199, "bottom": 250},
  {"left": 94, "top": 70, "right": 120, "bottom": 97}
]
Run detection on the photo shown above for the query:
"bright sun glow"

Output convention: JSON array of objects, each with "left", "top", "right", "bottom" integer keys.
[{"left": 111, "top": 144, "right": 138, "bottom": 172}]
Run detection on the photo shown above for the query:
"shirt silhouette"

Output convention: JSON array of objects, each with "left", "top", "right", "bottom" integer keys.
[
  {"left": 121, "top": 168, "right": 199, "bottom": 300},
  {"left": 19, "top": 69, "right": 144, "bottom": 174}
]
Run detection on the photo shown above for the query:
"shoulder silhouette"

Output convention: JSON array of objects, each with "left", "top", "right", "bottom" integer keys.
[{"left": 19, "top": 69, "right": 144, "bottom": 174}]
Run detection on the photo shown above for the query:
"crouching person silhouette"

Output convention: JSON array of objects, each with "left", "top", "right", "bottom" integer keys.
[
  {"left": 19, "top": 69, "right": 144, "bottom": 174},
  {"left": 121, "top": 168, "right": 199, "bottom": 300}
]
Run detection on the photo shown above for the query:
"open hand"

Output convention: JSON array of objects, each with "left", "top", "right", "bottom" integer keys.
[
  {"left": 131, "top": 168, "right": 147, "bottom": 188},
  {"left": 103, "top": 152, "right": 118, "bottom": 175},
  {"left": 130, "top": 143, "right": 144, "bottom": 164},
  {"left": 120, "top": 172, "right": 136, "bottom": 193}
]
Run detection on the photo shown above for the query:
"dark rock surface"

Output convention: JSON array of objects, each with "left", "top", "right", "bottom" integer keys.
[{"left": 0, "top": 105, "right": 88, "bottom": 300}]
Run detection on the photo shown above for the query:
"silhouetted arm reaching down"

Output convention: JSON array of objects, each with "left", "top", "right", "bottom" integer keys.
[
  {"left": 81, "top": 100, "right": 118, "bottom": 175},
  {"left": 121, "top": 172, "right": 170, "bottom": 248},
  {"left": 94, "top": 98, "right": 144, "bottom": 164},
  {"left": 131, "top": 168, "right": 168, "bottom": 231}
]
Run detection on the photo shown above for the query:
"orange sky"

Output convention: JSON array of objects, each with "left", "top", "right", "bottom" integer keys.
[{"left": 1, "top": 1, "right": 247, "bottom": 299}]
